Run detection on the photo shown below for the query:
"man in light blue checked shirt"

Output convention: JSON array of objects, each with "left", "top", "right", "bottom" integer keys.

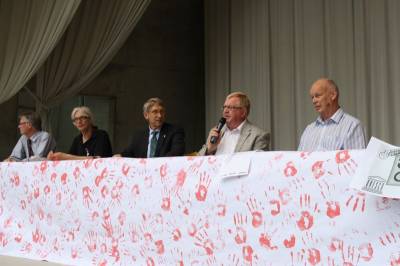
[{"left": 298, "top": 78, "right": 366, "bottom": 151}]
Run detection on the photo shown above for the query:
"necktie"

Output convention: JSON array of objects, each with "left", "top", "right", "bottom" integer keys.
[
  {"left": 149, "top": 131, "right": 158, "bottom": 158},
  {"left": 27, "top": 138, "right": 34, "bottom": 157}
]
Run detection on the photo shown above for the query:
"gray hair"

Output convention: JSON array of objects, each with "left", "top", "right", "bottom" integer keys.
[
  {"left": 143, "top": 97, "right": 164, "bottom": 113},
  {"left": 19, "top": 112, "right": 42, "bottom": 131},
  {"left": 226, "top": 91, "right": 251, "bottom": 116},
  {"left": 71, "top": 106, "right": 94, "bottom": 123}
]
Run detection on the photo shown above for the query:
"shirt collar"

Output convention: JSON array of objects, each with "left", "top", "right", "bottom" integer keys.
[
  {"left": 316, "top": 108, "right": 344, "bottom": 125},
  {"left": 149, "top": 127, "right": 160, "bottom": 135},
  {"left": 226, "top": 120, "right": 245, "bottom": 133},
  {"left": 29, "top": 131, "right": 41, "bottom": 142}
]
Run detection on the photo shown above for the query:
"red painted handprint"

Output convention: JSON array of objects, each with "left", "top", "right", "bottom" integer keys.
[
  {"left": 246, "top": 197, "right": 263, "bottom": 228},
  {"left": 296, "top": 194, "right": 318, "bottom": 231},
  {"left": 335, "top": 150, "right": 357, "bottom": 176},
  {"left": 284, "top": 161, "right": 298, "bottom": 177},
  {"left": 345, "top": 192, "right": 366, "bottom": 212},
  {"left": 195, "top": 172, "right": 211, "bottom": 202},
  {"left": 232, "top": 213, "right": 248, "bottom": 244}
]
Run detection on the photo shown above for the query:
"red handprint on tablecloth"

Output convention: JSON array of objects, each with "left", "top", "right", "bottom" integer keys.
[
  {"left": 291, "top": 248, "right": 321, "bottom": 266},
  {"left": 159, "top": 163, "right": 168, "bottom": 183},
  {"left": 195, "top": 172, "right": 211, "bottom": 202},
  {"left": 73, "top": 167, "right": 81, "bottom": 180},
  {"left": 335, "top": 150, "right": 357, "bottom": 176},
  {"left": 390, "top": 252, "right": 400, "bottom": 266},
  {"left": 82, "top": 186, "right": 93, "bottom": 208},
  {"left": 121, "top": 162, "right": 131, "bottom": 176},
  {"left": 283, "top": 234, "right": 296, "bottom": 248},
  {"left": 84, "top": 231, "right": 98, "bottom": 253},
  {"left": 284, "top": 161, "right": 298, "bottom": 177},
  {"left": 329, "top": 238, "right": 373, "bottom": 265},
  {"left": 176, "top": 192, "right": 192, "bottom": 216},
  {"left": 259, "top": 232, "right": 278, "bottom": 251},
  {"left": 246, "top": 197, "right": 263, "bottom": 228},
  {"left": 375, "top": 197, "right": 394, "bottom": 211},
  {"left": 227, "top": 253, "right": 241, "bottom": 266},
  {"left": 161, "top": 186, "right": 172, "bottom": 211},
  {"left": 194, "top": 229, "right": 215, "bottom": 256},
  {"left": 379, "top": 231, "right": 400, "bottom": 246},
  {"left": 170, "top": 247, "right": 184, "bottom": 266},
  {"left": 117, "top": 211, "right": 126, "bottom": 226},
  {"left": 110, "top": 180, "right": 124, "bottom": 206},
  {"left": 166, "top": 220, "right": 182, "bottom": 242},
  {"left": 212, "top": 189, "right": 227, "bottom": 217},
  {"left": 32, "top": 228, "right": 46, "bottom": 245},
  {"left": 232, "top": 213, "right": 248, "bottom": 244},
  {"left": 189, "top": 158, "right": 204, "bottom": 175},
  {"left": 102, "top": 208, "right": 113, "bottom": 238},
  {"left": 317, "top": 180, "right": 341, "bottom": 219},
  {"left": 10, "top": 173, "right": 20, "bottom": 187},
  {"left": 153, "top": 239, "right": 165, "bottom": 255},
  {"left": 242, "top": 245, "right": 256, "bottom": 264},
  {"left": 311, "top": 160, "right": 330, "bottom": 179},
  {"left": 296, "top": 194, "right": 318, "bottom": 231},
  {"left": 187, "top": 215, "right": 207, "bottom": 238},
  {"left": 0, "top": 232, "right": 7, "bottom": 247},
  {"left": 345, "top": 192, "right": 366, "bottom": 212},
  {"left": 171, "top": 169, "right": 187, "bottom": 195},
  {"left": 95, "top": 168, "right": 108, "bottom": 187}
]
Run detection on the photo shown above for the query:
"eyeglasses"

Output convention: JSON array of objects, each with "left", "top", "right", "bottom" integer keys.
[
  {"left": 18, "top": 121, "right": 30, "bottom": 126},
  {"left": 222, "top": 105, "right": 243, "bottom": 111},
  {"left": 72, "top": 116, "right": 89, "bottom": 123}
]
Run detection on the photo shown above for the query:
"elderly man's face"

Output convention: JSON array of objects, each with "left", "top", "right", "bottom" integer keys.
[
  {"left": 310, "top": 81, "right": 337, "bottom": 119},
  {"left": 18, "top": 116, "right": 32, "bottom": 136},
  {"left": 222, "top": 96, "right": 247, "bottom": 129},
  {"left": 144, "top": 104, "right": 165, "bottom": 130}
]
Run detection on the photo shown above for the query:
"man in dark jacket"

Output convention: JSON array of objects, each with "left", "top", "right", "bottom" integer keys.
[{"left": 119, "top": 97, "right": 185, "bottom": 158}]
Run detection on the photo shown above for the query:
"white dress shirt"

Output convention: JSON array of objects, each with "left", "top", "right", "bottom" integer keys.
[{"left": 215, "top": 121, "right": 245, "bottom": 155}]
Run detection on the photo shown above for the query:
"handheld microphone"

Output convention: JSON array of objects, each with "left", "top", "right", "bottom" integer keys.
[{"left": 210, "top": 117, "right": 226, "bottom": 144}]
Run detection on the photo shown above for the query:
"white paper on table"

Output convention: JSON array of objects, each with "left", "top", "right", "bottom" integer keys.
[
  {"left": 217, "top": 152, "right": 253, "bottom": 179},
  {"left": 350, "top": 136, "right": 400, "bottom": 198}
]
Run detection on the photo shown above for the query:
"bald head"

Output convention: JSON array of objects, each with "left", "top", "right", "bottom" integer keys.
[{"left": 309, "top": 78, "right": 340, "bottom": 120}]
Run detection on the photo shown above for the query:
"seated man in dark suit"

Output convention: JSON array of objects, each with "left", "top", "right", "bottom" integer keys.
[{"left": 119, "top": 97, "right": 185, "bottom": 158}]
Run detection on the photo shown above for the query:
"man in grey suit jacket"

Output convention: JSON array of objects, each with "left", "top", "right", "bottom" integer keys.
[{"left": 198, "top": 91, "right": 270, "bottom": 155}]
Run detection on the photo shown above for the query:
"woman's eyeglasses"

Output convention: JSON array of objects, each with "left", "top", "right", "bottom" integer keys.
[{"left": 72, "top": 116, "right": 89, "bottom": 123}]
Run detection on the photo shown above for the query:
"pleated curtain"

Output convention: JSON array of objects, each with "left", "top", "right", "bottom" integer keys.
[
  {"left": 0, "top": 0, "right": 81, "bottom": 104},
  {"left": 33, "top": 0, "right": 151, "bottom": 130}
]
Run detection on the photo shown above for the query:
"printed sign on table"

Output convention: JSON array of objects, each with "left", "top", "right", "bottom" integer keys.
[{"left": 351, "top": 137, "right": 400, "bottom": 198}]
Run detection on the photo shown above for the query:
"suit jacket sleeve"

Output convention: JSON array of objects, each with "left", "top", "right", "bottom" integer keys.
[
  {"left": 253, "top": 131, "right": 270, "bottom": 151},
  {"left": 164, "top": 126, "right": 185, "bottom": 156}
]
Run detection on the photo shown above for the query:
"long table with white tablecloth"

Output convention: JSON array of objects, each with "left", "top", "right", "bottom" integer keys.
[{"left": 0, "top": 150, "right": 399, "bottom": 265}]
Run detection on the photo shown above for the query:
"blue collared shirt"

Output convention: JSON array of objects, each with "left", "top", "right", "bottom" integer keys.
[
  {"left": 298, "top": 108, "right": 366, "bottom": 151},
  {"left": 147, "top": 128, "right": 160, "bottom": 158},
  {"left": 10, "top": 131, "right": 56, "bottom": 161}
]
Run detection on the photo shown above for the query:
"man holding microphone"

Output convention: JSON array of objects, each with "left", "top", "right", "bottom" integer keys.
[{"left": 198, "top": 91, "right": 270, "bottom": 155}]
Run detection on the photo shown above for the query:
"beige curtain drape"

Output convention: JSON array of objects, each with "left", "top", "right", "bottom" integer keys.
[
  {"left": 33, "top": 0, "right": 151, "bottom": 130},
  {"left": 205, "top": 0, "right": 400, "bottom": 150},
  {"left": 0, "top": 0, "right": 81, "bottom": 104}
]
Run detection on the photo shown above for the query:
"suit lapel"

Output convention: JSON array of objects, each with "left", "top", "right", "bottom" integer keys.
[
  {"left": 234, "top": 121, "right": 250, "bottom": 152},
  {"left": 142, "top": 129, "right": 150, "bottom": 157}
]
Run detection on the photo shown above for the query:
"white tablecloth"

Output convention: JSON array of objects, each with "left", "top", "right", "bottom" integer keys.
[{"left": 0, "top": 150, "right": 399, "bottom": 265}]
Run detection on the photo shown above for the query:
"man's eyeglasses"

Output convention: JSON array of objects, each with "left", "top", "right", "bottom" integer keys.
[
  {"left": 222, "top": 105, "right": 242, "bottom": 111},
  {"left": 72, "top": 116, "right": 89, "bottom": 123},
  {"left": 18, "top": 121, "right": 30, "bottom": 126}
]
